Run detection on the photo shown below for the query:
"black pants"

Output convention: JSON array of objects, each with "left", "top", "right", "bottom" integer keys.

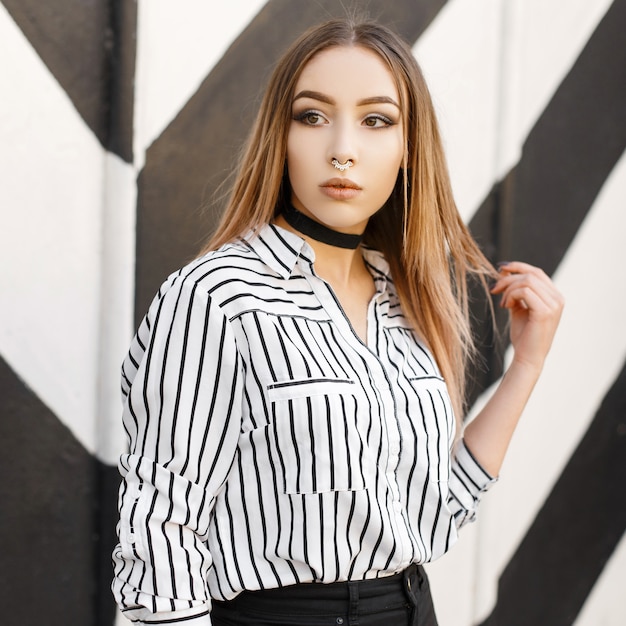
[{"left": 211, "top": 565, "right": 438, "bottom": 626}]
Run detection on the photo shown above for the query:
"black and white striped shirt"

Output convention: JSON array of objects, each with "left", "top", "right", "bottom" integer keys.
[{"left": 112, "top": 223, "right": 496, "bottom": 625}]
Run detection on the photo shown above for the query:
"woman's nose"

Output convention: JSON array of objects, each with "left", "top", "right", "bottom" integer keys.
[{"left": 327, "top": 120, "right": 357, "bottom": 167}]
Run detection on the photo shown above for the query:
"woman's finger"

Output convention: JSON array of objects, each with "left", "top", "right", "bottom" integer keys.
[{"left": 492, "top": 272, "right": 562, "bottom": 311}]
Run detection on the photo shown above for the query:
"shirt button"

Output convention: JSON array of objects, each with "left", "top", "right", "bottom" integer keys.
[
  {"left": 336, "top": 619, "right": 344, "bottom": 625},
  {"left": 127, "top": 533, "right": 136, "bottom": 543}
]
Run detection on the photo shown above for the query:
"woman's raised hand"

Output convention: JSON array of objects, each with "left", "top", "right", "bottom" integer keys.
[{"left": 490, "top": 261, "right": 565, "bottom": 374}]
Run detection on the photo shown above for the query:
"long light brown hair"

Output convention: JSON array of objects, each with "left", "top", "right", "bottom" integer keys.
[{"left": 202, "top": 19, "right": 497, "bottom": 424}]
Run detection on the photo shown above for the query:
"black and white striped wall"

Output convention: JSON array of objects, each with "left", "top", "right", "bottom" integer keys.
[{"left": 1, "top": 1, "right": 624, "bottom": 625}]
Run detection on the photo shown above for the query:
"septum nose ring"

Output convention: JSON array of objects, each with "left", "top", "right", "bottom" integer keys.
[{"left": 332, "top": 158, "right": 353, "bottom": 172}]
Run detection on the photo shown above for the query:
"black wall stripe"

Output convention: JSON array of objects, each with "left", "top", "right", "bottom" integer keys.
[
  {"left": 105, "top": 0, "right": 137, "bottom": 162},
  {"left": 477, "top": 357, "right": 626, "bottom": 626},
  {"left": 96, "top": 462, "right": 122, "bottom": 626},
  {"left": 0, "top": 355, "right": 103, "bottom": 626},
  {"left": 2, "top": 0, "right": 136, "bottom": 161},
  {"left": 467, "top": 0, "right": 626, "bottom": 401},
  {"left": 134, "top": 0, "right": 447, "bottom": 324}
]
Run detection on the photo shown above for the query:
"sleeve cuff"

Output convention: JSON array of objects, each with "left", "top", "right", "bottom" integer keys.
[
  {"left": 126, "top": 605, "right": 211, "bottom": 625},
  {"left": 448, "top": 439, "right": 498, "bottom": 528},
  {"left": 455, "top": 439, "right": 498, "bottom": 489}
]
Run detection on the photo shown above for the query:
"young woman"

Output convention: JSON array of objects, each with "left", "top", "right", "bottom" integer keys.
[{"left": 112, "top": 19, "right": 563, "bottom": 626}]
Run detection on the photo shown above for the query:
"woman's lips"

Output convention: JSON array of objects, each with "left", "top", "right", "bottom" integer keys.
[{"left": 319, "top": 178, "right": 362, "bottom": 201}]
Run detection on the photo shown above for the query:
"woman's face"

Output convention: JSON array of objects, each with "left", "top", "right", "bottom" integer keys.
[{"left": 286, "top": 45, "right": 404, "bottom": 235}]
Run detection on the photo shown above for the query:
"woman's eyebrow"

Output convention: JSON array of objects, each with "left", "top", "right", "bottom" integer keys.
[
  {"left": 293, "top": 90, "right": 335, "bottom": 105},
  {"left": 357, "top": 96, "right": 400, "bottom": 109},
  {"left": 293, "top": 90, "right": 400, "bottom": 109}
]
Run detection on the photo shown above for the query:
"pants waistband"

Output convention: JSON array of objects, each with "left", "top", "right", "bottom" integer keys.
[{"left": 217, "top": 565, "right": 425, "bottom": 615}]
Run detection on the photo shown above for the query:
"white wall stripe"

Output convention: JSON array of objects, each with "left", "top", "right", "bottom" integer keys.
[
  {"left": 0, "top": 3, "right": 104, "bottom": 455},
  {"left": 413, "top": 0, "right": 502, "bottom": 223},
  {"left": 413, "top": 0, "right": 614, "bottom": 222},
  {"left": 96, "top": 153, "right": 137, "bottom": 465},
  {"left": 134, "top": 0, "right": 267, "bottom": 169}
]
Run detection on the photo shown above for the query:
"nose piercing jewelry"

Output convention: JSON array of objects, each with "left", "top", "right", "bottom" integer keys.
[{"left": 332, "top": 158, "right": 353, "bottom": 172}]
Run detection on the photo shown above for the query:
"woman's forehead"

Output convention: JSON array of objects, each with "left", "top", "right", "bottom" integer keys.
[{"left": 294, "top": 45, "right": 400, "bottom": 103}]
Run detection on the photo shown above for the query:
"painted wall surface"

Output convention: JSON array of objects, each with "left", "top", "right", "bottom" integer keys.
[{"left": 0, "top": 1, "right": 624, "bottom": 625}]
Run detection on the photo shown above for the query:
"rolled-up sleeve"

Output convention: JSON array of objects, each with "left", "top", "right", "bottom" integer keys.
[
  {"left": 112, "top": 278, "right": 243, "bottom": 624},
  {"left": 447, "top": 438, "right": 498, "bottom": 529}
]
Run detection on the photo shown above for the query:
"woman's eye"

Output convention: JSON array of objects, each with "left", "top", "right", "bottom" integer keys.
[
  {"left": 294, "top": 111, "right": 325, "bottom": 126},
  {"left": 363, "top": 114, "right": 393, "bottom": 128}
]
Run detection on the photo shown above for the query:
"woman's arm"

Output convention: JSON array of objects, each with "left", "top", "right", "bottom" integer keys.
[
  {"left": 463, "top": 261, "right": 565, "bottom": 476},
  {"left": 112, "top": 278, "right": 243, "bottom": 625}
]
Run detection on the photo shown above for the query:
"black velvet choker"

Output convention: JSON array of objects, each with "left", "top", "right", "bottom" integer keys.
[{"left": 282, "top": 203, "right": 363, "bottom": 249}]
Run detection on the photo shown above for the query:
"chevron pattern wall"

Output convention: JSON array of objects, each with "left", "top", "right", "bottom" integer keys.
[{"left": 0, "top": 1, "right": 624, "bottom": 625}]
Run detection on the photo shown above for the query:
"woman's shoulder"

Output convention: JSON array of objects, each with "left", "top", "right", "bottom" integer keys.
[{"left": 158, "top": 239, "right": 259, "bottom": 296}]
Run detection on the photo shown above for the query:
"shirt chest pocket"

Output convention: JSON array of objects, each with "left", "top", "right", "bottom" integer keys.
[
  {"left": 267, "top": 378, "right": 369, "bottom": 495},
  {"left": 405, "top": 375, "right": 455, "bottom": 484}
]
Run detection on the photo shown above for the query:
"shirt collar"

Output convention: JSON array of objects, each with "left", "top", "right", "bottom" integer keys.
[
  {"left": 241, "top": 223, "right": 315, "bottom": 279},
  {"left": 361, "top": 247, "right": 391, "bottom": 296},
  {"left": 242, "top": 223, "right": 392, "bottom": 293}
]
